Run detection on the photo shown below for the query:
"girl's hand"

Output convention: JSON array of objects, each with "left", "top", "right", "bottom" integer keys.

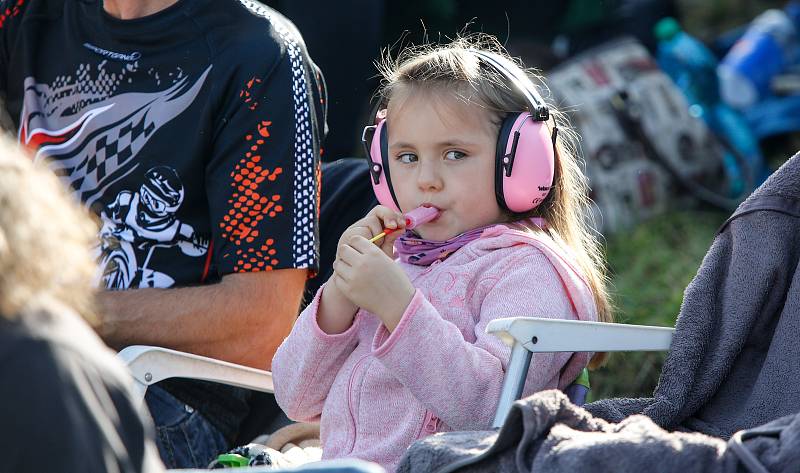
[
  {"left": 317, "top": 206, "right": 406, "bottom": 334},
  {"left": 334, "top": 234, "right": 415, "bottom": 332},
  {"left": 337, "top": 205, "right": 406, "bottom": 258}
]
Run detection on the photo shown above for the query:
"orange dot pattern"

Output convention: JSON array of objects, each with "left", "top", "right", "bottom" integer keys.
[
  {"left": 239, "top": 76, "right": 263, "bottom": 111},
  {"left": 0, "top": 0, "right": 24, "bottom": 30},
  {"left": 234, "top": 238, "right": 279, "bottom": 273},
  {"left": 220, "top": 121, "right": 284, "bottom": 272}
]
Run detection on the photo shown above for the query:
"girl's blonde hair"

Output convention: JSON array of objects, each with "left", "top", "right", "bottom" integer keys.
[
  {"left": 377, "top": 34, "right": 613, "bottom": 367},
  {"left": 0, "top": 136, "right": 98, "bottom": 323}
]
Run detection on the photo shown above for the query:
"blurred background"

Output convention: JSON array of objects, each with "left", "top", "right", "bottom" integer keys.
[{"left": 266, "top": 0, "right": 800, "bottom": 399}]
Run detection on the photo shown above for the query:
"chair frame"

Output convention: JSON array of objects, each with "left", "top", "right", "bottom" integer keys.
[
  {"left": 485, "top": 317, "right": 674, "bottom": 427},
  {"left": 118, "top": 317, "right": 674, "bottom": 428},
  {"left": 118, "top": 345, "right": 274, "bottom": 403}
]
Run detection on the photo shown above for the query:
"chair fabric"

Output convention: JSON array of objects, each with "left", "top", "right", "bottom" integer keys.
[{"left": 586, "top": 152, "right": 800, "bottom": 438}]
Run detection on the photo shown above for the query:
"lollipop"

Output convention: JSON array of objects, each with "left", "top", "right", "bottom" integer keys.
[{"left": 368, "top": 206, "right": 440, "bottom": 243}]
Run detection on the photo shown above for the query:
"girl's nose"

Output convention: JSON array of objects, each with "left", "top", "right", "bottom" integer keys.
[{"left": 416, "top": 160, "right": 443, "bottom": 191}]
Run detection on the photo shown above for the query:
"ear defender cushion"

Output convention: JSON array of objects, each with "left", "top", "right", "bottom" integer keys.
[
  {"left": 367, "top": 119, "right": 402, "bottom": 212},
  {"left": 494, "top": 113, "right": 556, "bottom": 213},
  {"left": 494, "top": 113, "right": 520, "bottom": 212}
]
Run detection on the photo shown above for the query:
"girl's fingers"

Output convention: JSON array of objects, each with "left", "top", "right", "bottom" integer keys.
[
  {"left": 358, "top": 215, "right": 384, "bottom": 237},
  {"left": 332, "top": 268, "right": 350, "bottom": 285},
  {"left": 350, "top": 218, "right": 383, "bottom": 243},
  {"left": 349, "top": 235, "right": 382, "bottom": 254},
  {"left": 334, "top": 253, "right": 354, "bottom": 279},
  {"left": 338, "top": 243, "right": 362, "bottom": 262},
  {"left": 382, "top": 227, "right": 404, "bottom": 246},
  {"left": 334, "top": 256, "right": 352, "bottom": 272},
  {"left": 348, "top": 223, "right": 377, "bottom": 239},
  {"left": 373, "top": 206, "right": 405, "bottom": 230}
]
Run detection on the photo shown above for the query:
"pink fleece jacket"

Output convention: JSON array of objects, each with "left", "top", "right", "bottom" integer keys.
[{"left": 272, "top": 225, "right": 598, "bottom": 471}]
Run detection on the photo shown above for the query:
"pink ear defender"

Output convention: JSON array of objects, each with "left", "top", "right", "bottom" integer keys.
[
  {"left": 361, "top": 49, "right": 557, "bottom": 215},
  {"left": 495, "top": 112, "right": 556, "bottom": 213},
  {"left": 363, "top": 117, "right": 401, "bottom": 212}
]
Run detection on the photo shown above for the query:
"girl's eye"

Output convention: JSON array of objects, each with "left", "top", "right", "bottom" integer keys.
[
  {"left": 397, "top": 153, "right": 417, "bottom": 164},
  {"left": 445, "top": 150, "right": 467, "bottom": 161}
]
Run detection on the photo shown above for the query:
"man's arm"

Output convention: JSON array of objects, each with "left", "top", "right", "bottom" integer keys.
[
  {"left": 95, "top": 10, "right": 329, "bottom": 373},
  {"left": 96, "top": 269, "right": 306, "bottom": 370}
]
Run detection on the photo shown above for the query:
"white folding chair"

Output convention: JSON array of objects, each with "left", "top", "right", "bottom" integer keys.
[
  {"left": 118, "top": 317, "right": 674, "bottom": 429},
  {"left": 118, "top": 345, "right": 274, "bottom": 405}
]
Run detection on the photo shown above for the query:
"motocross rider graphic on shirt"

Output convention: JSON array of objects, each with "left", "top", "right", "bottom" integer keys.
[
  {"left": 97, "top": 166, "right": 209, "bottom": 289},
  {"left": 17, "top": 64, "right": 215, "bottom": 289}
]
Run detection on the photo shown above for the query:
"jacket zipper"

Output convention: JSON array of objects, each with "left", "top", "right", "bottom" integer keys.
[
  {"left": 346, "top": 354, "right": 369, "bottom": 453},
  {"left": 346, "top": 261, "right": 441, "bottom": 452},
  {"left": 417, "top": 410, "right": 441, "bottom": 439},
  {"left": 410, "top": 261, "right": 442, "bottom": 441}
]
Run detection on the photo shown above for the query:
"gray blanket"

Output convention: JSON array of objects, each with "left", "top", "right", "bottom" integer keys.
[
  {"left": 398, "top": 154, "right": 800, "bottom": 472},
  {"left": 588, "top": 153, "right": 800, "bottom": 438},
  {"left": 398, "top": 390, "right": 800, "bottom": 473}
]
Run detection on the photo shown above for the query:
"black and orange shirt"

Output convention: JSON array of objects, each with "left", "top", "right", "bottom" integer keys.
[{"left": 0, "top": 0, "right": 326, "bottom": 290}]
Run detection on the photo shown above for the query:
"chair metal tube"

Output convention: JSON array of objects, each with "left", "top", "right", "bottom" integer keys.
[{"left": 492, "top": 342, "right": 533, "bottom": 428}]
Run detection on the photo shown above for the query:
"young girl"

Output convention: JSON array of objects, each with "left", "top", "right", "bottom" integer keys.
[{"left": 272, "top": 35, "right": 612, "bottom": 471}]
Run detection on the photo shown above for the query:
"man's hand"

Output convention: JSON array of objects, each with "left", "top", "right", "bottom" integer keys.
[{"left": 95, "top": 269, "right": 307, "bottom": 369}]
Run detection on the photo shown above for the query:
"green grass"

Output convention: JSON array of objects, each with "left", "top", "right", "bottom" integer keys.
[
  {"left": 588, "top": 209, "right": 728, "bottom": 400},
  {"left": 677, "top": 0, "right": 787, "bottom": 41}
]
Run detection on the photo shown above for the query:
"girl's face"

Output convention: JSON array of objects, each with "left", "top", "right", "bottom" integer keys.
[{"left": 386, "top": 88, "right": 505, "bottom": 240}]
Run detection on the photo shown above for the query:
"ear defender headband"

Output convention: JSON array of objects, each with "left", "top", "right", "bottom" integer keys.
[{"left": 361, "top": 49, "right": 557, "bottom": 214}]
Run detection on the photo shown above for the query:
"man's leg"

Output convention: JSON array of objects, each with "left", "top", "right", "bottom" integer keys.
[{"left": 145, "top": 385, "right": 228, "bottom": 469}]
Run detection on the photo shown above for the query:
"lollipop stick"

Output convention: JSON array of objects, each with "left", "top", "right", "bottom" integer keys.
[{"left": 369, "top": 228, "right": 396, "bottom": 243}]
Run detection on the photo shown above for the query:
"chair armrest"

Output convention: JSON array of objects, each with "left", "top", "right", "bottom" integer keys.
[
  {"left": 487, "top": 317, "right": 674, "bottom": 428},
  {"left": 118, "top": 345, "right": 274, "bottom": 404},
  {"left": 486, "top": 317, "right": 675, "bottom": 352}
]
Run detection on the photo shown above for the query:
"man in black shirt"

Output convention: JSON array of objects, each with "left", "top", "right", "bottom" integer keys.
[{"left": 0, "top": 0, "right": 326, "bottom": 468}]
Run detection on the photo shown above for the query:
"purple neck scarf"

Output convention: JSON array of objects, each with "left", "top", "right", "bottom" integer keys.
[{"left": 395, "top": 217, "right": 547, "bottom": 266}]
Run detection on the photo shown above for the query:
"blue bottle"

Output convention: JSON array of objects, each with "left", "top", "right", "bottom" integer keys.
[
  {"left": 718, "top": 7, "right": 799, "bottom": 110},
  {"left": 654, "top": 17, "right": 765, "bottom": 195}
]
